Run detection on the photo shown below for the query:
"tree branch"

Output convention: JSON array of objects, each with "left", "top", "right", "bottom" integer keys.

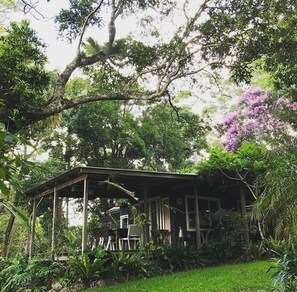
[{"left": 77, "top": 0, "right": 104, "bottom": 54}]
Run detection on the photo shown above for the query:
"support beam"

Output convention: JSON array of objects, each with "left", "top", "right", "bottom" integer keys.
[
  {"left": 51, "top": 187, "right": 58, "bottom": 259},
  {"left": 29, "top": 198, "right": 37, "bottom": 259},
  {"left": 240, "top": 185, "right": 250, "bottom": 244},
  {"left": 82, "top": 177, "right": 89, "bottom": 253},
  {"left": 194, "top": 184, "right": 201, "bottom": 249},
  {"left": 34, "top": 174, "right": 88, "bottom": 199},
  {"left": 143, "top": 181, "right": 149, "bottom": 245},
  {"left": 65, "top": 197, "right": 69, "bottom": 228}
]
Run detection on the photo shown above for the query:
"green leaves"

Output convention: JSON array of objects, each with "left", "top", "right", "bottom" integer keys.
[
  {"left": 199, "top": 0, "right": 297, "bottom": 96},
  {"left": 55, "top": 0, "right": 103, "bottom": 42},
  {"left": 0, "top": 20, "right": 50, "bottom": 132},
  {"left": 0, "top": 200, "right": 29, "bottom": 228}
]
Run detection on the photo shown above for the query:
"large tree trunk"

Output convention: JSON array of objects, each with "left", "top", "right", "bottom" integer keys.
[
  {"left": 2, "top": 213, "right": 16, "bottom": 257},
  {"left": 2, "top": 195, "right": 20, "bottom": 258}
]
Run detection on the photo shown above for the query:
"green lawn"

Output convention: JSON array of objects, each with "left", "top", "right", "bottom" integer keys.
[{"left": 89, "top": 261, "right": 274, "bottom": 292}]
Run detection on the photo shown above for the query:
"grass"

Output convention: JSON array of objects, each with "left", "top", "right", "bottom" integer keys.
[{"left": 89, "top": 261, "right": 274, "bottom": 291}]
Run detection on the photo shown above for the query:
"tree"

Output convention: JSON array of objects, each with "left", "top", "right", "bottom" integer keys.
[
  {"left": 253, "top": 147, "right": 297, "bottom": 243},
  {"left": 139, "top": 102, "right": 206, "bottom": 170},
  {"left": 1, "top": 0, "right": 213, "bottom": 133},
  {"left": 0, "top": 20, "right": 50, "bottom": 133},
  {"left": 0, "top": 122, "right": 32, "bottom": 257},
  {"left": 64, "top": 100, "right": 144, "bottom": 168},
  {"left": 219, "top": 88, "right": 297, "bottom": 151},
  {"left": 198, "top": 0, "right": 297, "bottom": 97},
  {"left": 196, "top": 143, "right": 271, "bottom": 239},
  {"left": 216, "top": 87, "right": 297, "bottom": 243},
  {"left": 43, "top": 100, "right": 207, "bottom": 171}
]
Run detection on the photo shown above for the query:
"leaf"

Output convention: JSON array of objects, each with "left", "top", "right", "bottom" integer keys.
[
  {"left": 4, "top": 135, "right": 14, "bottom": 143},
  {"left": 0, "top": 200, "right": 30, "bottom": 228},
  {"left": 0, "top": 168, "right": 6, "bottom": 179},
  {"left": 0, "top": 180, "right": 9, "bottom": 195}
]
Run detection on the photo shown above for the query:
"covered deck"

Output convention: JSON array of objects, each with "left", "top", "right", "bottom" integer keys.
[{"left": 25, "top": 167, "right": 201, "bottom": 258}]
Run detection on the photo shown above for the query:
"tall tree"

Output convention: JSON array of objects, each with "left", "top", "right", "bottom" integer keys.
[
  {"left": 219, "top": 88, "right": 297, "bottom": 151},
  {"left": 43, "top": 100, "right": 207, "bottom": 171},
  {"left": 1, "top": 0, "right": 213, "bottom": 133},
  {"left": 198, "top": 0, "right": 297, "bottom": 97}
]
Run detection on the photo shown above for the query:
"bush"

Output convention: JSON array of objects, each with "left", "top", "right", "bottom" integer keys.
[
  {"left": 269, "top": 246, "right": 297, "bottom": 291},
  {"left": 66, "top": 246, "right": 107, "bottom": 286},
  {"left": 200, "top": 239, "right": 245, "bottom": 265},
  {"left": 143, "top": 244, "right": 203, "bottom": 274},
  {"left": 109, "top": 250, "right": 154, "bottom": 282},
  {"left": 0, "top": 254, "right": 66, "bottom": 292}
]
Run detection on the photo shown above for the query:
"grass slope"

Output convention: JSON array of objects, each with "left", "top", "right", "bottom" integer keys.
[{"left": 91, "top": 261, "right": 273, "bottom": 292}]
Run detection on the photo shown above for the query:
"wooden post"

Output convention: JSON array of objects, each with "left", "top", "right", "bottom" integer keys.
[
  {"left": 194, "top": 183, "right": 201, "bottom": 249},
  {"left": 29, "top": 198, "right": 37, "bottom": 259},
  {"left": 240, "top": 185, "right": 250, "bottom": 244},
  {"left": 143, "top": 181, "right": 149, "bottom": 245},
  {"left": 82, "top": 177, "right": 88, "bottom": 253},
  {"left": 65, "top": 197, "right": 69, "bottom": 228},
  {"left": 51, "top": 187, "right": 58, "bottom": 259}
]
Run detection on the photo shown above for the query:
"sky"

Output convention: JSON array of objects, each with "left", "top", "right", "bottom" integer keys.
[
  {"left": 6, "top": 0, "right": 238, "bottom": 125},
  {"left": 9, "top": 0, "right": 201, "bottom": 70}
]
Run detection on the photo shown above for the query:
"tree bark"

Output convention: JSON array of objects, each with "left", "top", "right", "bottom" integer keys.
[{"left": 2, "top": 212, "right": 16, "bottom": 257}]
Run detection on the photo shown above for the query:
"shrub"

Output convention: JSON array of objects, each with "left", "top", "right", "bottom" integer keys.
[
  {"left": 66, "top": 246, "right": 107, "bottom": 286},
  {"left": 0, "top": 254, "right": 65, "bottom": 292},
  {"left": 269, "top": 246, "right": 297, "bottom": 291},
  {"left": 109, "top": 251, "right": 152, "bottom": 282},
  {"left": 200, "top": 239, "right": 245, "bottom": 265},
  {"left": 145, "top": 244, "right": 203, "bottom": 273}
]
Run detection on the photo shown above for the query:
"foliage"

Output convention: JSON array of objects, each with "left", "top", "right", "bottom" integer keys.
[
  {"left": 139, "top": 102, "right": 206, "bottom": 171},
  {"left": 0, "top": 199, "right": 29, "bottom": 228},
  {"left": 109, "top": 251, "right": 152, "bottom": 282},
  {"left": 200, "top": 210, "right": 253, "bottom": 265},
  {"left": 0, "top": 20, "right": 50, "bottom": 132},
  {"left": 0, "top": 123, "right": 31, "bottom": 196},
  {"left": 55, "top": 0, "right": 103, "bottom": 42},
  {"left": 67, "top": 247, "right": 107, "bottom": 285},
  {"left": 199, "top": 0, "right": 297, "bottom": 97},
  {"left": 2, "top": 1, "right": 215, "bottom": 132},
  {"left": 253, "top": 149, "right": 297, "bottom": 244},
  {"left": 196, "top": 143, "right": 268, "bottom": 188},
  {"left": 270, "top": 247, "right": 297, "bottom": 291},
  {"left": 43, "top": 100, "right": 206, "bottom": 171},
  {"left": 220, "top": 88, "right": 297, "bottom": 151},
  {"left": 0, "top": 254, "right": 66, "bottom": 292},
  {"left": 216, "top": 88, "right": 297, "bottom": 245},
  {"left": 148, "top": 244, "right": 203, "bottom": 273}
]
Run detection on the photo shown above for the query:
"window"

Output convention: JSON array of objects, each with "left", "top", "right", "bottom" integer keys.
[
  {"left": 120, "top": 214, "right": 129, "bottom": 228},
  {"left": 185, "top": 196, "right": 221, "bottom": 231},
  {"left": 199, "top": 197, "right": 220, "bottom": 228},
  {"left": 185, "top": 195, "right": 196, "bottom": 231}
]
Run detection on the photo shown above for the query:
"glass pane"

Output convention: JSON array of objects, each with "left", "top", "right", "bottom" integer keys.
[
  {"left": 188, "top": 213, "right": 196, "bottom": 229},
  {"left": 199, "top": 199, "right": 210, "bottom": 228},
  {"left": 187, "top": 197, "right": 195, "bottom": 212}
]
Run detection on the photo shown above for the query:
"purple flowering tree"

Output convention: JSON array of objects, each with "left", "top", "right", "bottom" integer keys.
[{"left": 220, "top": 88, "right": 297, "bottom": 151}]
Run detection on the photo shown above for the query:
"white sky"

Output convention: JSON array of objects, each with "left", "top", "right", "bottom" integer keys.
[
  {"left": 8, "top": 0, "right": 201, "bottom": 70},
  {"left": 6, "top": 1, "right": 238, "bottom": 127}
]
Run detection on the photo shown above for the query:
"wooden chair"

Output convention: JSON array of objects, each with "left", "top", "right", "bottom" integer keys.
[
  {"left": 106, "top": 229, "right": 116, "bottom": 251},
  {"left": 119, "top": 224, "right": 142, "bottom": 250}
]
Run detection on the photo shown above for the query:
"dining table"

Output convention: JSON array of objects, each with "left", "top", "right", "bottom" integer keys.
[{"left": 110, "top": 228, "right": 128, "bottom": 250}]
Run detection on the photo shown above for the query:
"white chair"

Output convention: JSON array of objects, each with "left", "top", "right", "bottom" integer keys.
[
  {"left": 106, "top": 229, "right": 116, "bottom": 250},
  {"left": 119, "top": 224, "right": 142, "bottom": 250}
]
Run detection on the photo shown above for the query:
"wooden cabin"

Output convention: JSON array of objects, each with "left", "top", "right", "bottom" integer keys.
[{"left": 24, "top": 167, "right": 253, "bottom": 258}]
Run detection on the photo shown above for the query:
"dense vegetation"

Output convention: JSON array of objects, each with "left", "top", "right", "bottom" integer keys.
[{"left": 1, "top": 0, "right": 297, "bottom": 291}]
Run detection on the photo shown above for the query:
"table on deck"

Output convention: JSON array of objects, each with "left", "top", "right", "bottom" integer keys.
[{"left": 110, "top": 228, "right": 128, "bottom": 250}]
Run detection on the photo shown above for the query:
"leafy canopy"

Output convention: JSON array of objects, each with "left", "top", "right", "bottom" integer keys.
[{"left": 199, "top": 0, "right": 297, "bottom": 97}]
